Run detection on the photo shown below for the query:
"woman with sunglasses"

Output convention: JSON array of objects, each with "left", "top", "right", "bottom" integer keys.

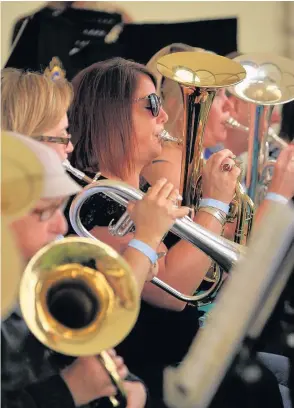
[{"left": 65, "top": 57, "right": 246, "bottom": 403}]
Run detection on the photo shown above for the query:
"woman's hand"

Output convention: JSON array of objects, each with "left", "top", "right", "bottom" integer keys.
[
  {"left": 268, "top": 145, "right": 294, "bottom": 199},
  {"left": 127, "top": 178, "right": 190, "bottom": 247},
  {"left": 202, "top": 149, "right": 241, "bottom": 204},
  {"left": 60, "top": 349, "right": 128, "bottom": 406}
]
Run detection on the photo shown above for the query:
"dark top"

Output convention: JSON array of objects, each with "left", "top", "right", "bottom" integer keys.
[
  {"left": 1, "top": 306, "right": 147, "bottom": 408},
  {"left": 64, "top": 171, "right": 200, "bottom": 399},
  {"left": 1, "top": 307, "right": 75, "bottom": 408}
]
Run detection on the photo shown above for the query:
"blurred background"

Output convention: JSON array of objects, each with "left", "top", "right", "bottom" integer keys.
[{"left": 1, "top": 1, "right": 294, "bottom": 78}]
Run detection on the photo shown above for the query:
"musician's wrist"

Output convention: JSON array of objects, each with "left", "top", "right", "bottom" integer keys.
[
  {"left": 132, "top": 232, "right": 162, "bottom": 250},
  {"left": 267, "top": 185, "right": 291, "bottom": 200}
]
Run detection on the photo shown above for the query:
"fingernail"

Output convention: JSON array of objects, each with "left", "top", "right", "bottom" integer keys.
[{"left": 159, "top": 178, "right": 167, "bottom": 183}]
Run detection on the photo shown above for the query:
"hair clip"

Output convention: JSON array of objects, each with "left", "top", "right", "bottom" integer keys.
[{"left": 44, "top": 57, "right": 66, "bottom": 81}]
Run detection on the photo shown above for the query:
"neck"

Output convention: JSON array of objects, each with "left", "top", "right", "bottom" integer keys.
[
  {"left": 100, "top": 167, "right": 142, "bottom": 189},
  {"left": 224, "top": 130, "right": 248, "bottom": 157}
]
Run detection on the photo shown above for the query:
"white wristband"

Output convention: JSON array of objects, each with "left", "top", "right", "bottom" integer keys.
[
  {"left": 265, "top": 192, "right": 288, "bottom": 205},
  {"left": 199, "top": 198, "right": 230, "bottom": 215}
]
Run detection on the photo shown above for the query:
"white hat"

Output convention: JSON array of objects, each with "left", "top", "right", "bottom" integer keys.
[
  {"left": 3, "top": 131, "right": 82, "bottom": 201},
  {"left": 1, "top": 131, "right": 82, "bottom": 319}
]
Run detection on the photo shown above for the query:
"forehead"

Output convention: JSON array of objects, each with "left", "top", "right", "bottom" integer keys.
[
  {"left": 50, "top": 114, "right": 69, "bottom": 132},
  {"left": 134, "top": 74, "right": 157, "bottom": 99}
]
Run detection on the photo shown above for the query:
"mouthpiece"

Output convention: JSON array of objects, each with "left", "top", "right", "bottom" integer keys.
[
  {"left": 226, "top": 118, "right": 288, "bottom": 149},
  {"left": 158, "top": 130, "right": 182, "bottom": 144}
]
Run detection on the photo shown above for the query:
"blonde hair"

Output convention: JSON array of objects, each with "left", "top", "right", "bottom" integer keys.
[{"left": 1, "top": 68, "right": 73, "bottom": 136}]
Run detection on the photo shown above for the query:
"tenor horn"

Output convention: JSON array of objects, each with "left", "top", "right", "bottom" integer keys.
[
  {"left": 19, "top": 237, "right": 140, "bottom": 406},
  {"left": 228, "top": 53, "right": 294, "bottom": 204}
]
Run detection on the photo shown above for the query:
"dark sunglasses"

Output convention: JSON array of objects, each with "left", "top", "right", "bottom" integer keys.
[
  {"left": 32, "top": 135, "right": 72, "bottom": 147},
  {"left": 134, "top": 93, "right": 162, "bottom": 117}
]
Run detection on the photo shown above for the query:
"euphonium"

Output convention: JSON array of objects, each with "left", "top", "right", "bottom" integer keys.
[
  {"left": 228, "top": 53, "right": 294, "bottom": 204},
  {"left": 155, "top": 52, "right": 253, "bottom": 296},
  {"left": 19, "top": 237, "right": 140, "bottom": 407},
  {"left": 155, "top": 52, "right": 254, "bottom": 248}
]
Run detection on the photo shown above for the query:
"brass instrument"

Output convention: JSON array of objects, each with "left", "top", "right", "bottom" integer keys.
[
  {"left": 155, "top": 52, "right": 254, "bottom": 246},
  {"left": 19, "top": 237, "right": 140, "bottom": 406},
  {"left": 68, "top": 176, "right": 245, "bottom": 304},
  {"left": 228, "top": 53, "right": 294, "bottom": 204},
  {"left": 226, "top": 117, "right": 288, "bottom": 150},
  {"left": 155, "top": 52, "right": 254, "bottom": 297}
]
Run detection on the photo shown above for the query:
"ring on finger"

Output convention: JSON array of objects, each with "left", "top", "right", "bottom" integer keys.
[
  {"left": 167, "top": 194, "right": 182, "bottom": 206},
  {"left": 221, "top": 162, "right": 235, "bottom": 172}
]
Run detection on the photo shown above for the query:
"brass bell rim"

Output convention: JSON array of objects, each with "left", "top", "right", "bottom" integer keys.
[
  {"left": 156, "top": 51, "right": 246, "bottom": 88},
  {"left": 230, "top": 52, "right": 294, "bottom": 106},
  {"left": 20, "top": 237, "right": 140, "bottom": 356}
]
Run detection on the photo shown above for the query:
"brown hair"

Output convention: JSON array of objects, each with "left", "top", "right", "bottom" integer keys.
[
  {"left": 69, "top": 57, "right": 157, "bottom": 179},
  {"left": 1, "top": 68, "right": 73, "bottom": 136}
]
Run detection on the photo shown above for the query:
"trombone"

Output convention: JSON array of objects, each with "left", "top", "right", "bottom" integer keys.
[{"left": 19, "top": 237, "right": 140, "bottom": 407}]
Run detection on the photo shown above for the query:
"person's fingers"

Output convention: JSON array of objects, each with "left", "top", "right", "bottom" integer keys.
[
  {"left": 156, "top": 182, "right": 176, "bottom": 201},
  {"left": 117, "top": 364, "right": 129, "bottom": 380},
  {"left": 106, "top": 349, "right": 117, "bottom": 357},
  {"left": 220, "top": 157, "right": 238, "bottom": 172},
  {"left": 144, "top": 178, "right": 168, "bottom": 198},
  {"left": 113, "top": 356, "right": 125, "bottom": 369},
  {"left": 230, "top": 165, "right": 241, "bottom": 179},
  {"left": 165, "top": 188, "right": 182, "bottom": 206},
  {"left": 126, "top": 202, "right": 135, "bottom": 215},
  {"left": 209, "top": 149, "right": 235, "bottom": 167},
  {"left": 172, "top": 206, "right": 190, "bottom": 219}
]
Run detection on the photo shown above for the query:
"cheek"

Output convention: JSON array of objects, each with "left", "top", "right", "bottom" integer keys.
[
  {"left": 11, "top": 218, "right": 46, "bottom": 260},
  {"left": 44, "top": 143, "right": 65, "bottom": 160}
]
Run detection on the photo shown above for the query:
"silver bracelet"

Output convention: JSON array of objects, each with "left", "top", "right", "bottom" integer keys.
[{"left": 198, "top": 206, "right": 227, "bottom": 226}]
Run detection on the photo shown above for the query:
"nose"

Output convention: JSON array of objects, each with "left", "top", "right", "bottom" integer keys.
[
  {"left": 158, "top": 107, "right": 169, "bottom": 124},
  {"left": 223, "top": 95, "right": 234, "bottom": 115},
  {"left": 66, "top": 141, "right": 74, "bottom": 154},
  {"left": 50, "top": 209, "right": 68, "bottom": 236}
]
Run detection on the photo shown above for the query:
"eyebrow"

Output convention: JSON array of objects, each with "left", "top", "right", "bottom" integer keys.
[{"left": 37, "top": 198, "right": 67, "bottom": 209}]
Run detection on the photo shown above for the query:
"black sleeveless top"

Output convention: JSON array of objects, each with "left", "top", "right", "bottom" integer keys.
[{"left": 64, "top": 171, "right": 200, "bottom": 398}]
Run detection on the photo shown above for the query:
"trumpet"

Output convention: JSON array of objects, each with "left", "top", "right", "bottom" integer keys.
[{"left": 19, "top": 237, "right": 140, "bottom": 407}]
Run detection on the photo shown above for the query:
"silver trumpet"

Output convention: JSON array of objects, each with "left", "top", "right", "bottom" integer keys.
[
  {"left": 67, "top": 175, "right": 245, "bottom": 305},
  {"left": 226, "top": 117, "right": 288, "bottom": 150}
]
